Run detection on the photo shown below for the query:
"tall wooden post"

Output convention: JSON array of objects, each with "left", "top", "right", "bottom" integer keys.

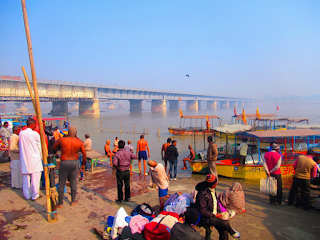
[{"left": 21, "top": 0, "right": 57, "bottom": 222}]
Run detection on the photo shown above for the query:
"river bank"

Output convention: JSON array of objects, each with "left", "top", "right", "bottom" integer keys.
[{"left": 0, "top": 158, "right": 320, "bottom": 240}]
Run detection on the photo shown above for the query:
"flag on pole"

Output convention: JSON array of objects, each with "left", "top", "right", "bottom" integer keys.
[
  {"left": 179, "top": 96, "right": 181, "bottom": 102},
  {"left": 242, "top": 108, "right": 247, "bottom": 125},
  {"left": 256, "top": 107, "right": 261, "bottom": 119},
  {"left": 206, "top": 113, "right": 211, "bottom": 131},
  {"left": 179, "top": 108, "right": 183, "bottom": 118},
  {"left": 276, "top": 105, "right": 279, "bottom": 111},
  {"left": 234, "top": 105, "right": 237, "bottom": 116}
]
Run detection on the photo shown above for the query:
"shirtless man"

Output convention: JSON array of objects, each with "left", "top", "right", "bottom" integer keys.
[
  {"left": 161, "top": 138, "right": 171, "bottom": 172},
  {"left": 136, "top": 135, "right": 150, "bottom": 176},
  {"left": 181, "top": 145, "right": 195, "bottom": 170},
  {"left": 53, "top": 126, "right": 86, "bottom": 208},
  {"left": 105, "top": 140, "right": 114, "bottom": 167}
]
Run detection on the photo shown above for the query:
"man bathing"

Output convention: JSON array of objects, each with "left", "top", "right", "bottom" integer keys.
[
  {"left": 181, "top": 144, "right": 195, "bottom": 170},
  {"left": 161, "top": 138, "right": 171, "bottom": 172},
  {"left": 136, "top": 135, "right": 150, "bottom": 175},
  {"left": 53, "top": 126, "right": 86, "bottom": 208}
]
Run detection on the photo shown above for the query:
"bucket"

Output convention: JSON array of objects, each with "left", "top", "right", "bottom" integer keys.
[{"left": 55, "top": 184, "right": 66, "bottom": 193}]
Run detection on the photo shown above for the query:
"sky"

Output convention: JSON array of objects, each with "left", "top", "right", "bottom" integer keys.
[{"left": 1, "top": 0, "right": 320, "bottom": 99}]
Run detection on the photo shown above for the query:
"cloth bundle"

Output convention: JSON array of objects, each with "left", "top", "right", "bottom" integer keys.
[
  {"left": 164, "top": 193, "right": 194, "bottom": 215},
  {"left": 218, "top": 182, "right": 246, "bottom": 214}
]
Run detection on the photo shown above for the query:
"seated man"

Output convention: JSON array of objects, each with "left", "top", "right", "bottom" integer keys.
[
  {"left": 171, "top": 208, "right": 204, "bottom": 240},
  {"left": 105, "top": 140, "right": 114, "bottom": 167},
  {"left": 196, "top": 174, "right": 240, "bottom": 240},
  {"left": 181, "top": 145, "right": 195, "bottom": 170}
]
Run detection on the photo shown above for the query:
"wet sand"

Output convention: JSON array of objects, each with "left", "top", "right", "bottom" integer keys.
[{"left": 0, "top": 158, "right": 320, "bottom": 240}]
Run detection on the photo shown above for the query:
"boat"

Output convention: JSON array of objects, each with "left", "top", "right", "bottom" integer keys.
[
  {"left": 168, "top": 115, "right": 220, "bottom": 135},
  {"left": 190, "top": 129, "right": 320, "bottom": 180}
]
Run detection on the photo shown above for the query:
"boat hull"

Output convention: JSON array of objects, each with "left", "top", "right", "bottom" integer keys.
[
  {"left": 168, "top": 127, "right": 215, "bottom": 135},
  {"left": 190, "top": 160, "right": 294, "bottom": 180}
]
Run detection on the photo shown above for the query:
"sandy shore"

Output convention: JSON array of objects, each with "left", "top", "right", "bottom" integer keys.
[{"left": 0, "top": 158, "right": 320, "bottom": 240}]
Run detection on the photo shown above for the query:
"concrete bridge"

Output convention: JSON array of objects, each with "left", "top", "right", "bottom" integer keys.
[{"left": 0, "top": 74, "right": 253, "bottom": 115}]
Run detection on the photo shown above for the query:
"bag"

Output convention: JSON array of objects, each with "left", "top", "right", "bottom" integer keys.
[
  {"left": 131, "top": 203, "right": 155, "bottom": 217},
  {"left": 260, "top": 177, "right": 277, "bottom": 196}
]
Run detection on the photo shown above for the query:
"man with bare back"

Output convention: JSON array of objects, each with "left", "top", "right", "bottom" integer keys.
[
  {"left": 53, "top": 126, "right": 86, "bottom": 208},
  {"left": 181, "top": 145, "right": 195, "bottom": 170},
  {"left": 136, "top": 135, "right": 150, "bottom": 176}
]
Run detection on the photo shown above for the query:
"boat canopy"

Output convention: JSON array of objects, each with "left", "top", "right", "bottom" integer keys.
[
  {"left": 183, "top": 115, "right": 220, "bottom": 119},
  {"left": 256, "top": 117, "right": 308, "bottom": 124},
  {"left": 43, "top": 117, "right": 66, "bottom": 121},
  {"left": 247, "top": 129, "right": 320, "bottom": 138},
  {"left": 214, "top": 124, "right": 252, "bottom": 134},
  {"left": 235, "top": 114, "right": 277, "bottom": 121},
  {"left": 287, "top": 124, "right": 320, "bottom": 129}
]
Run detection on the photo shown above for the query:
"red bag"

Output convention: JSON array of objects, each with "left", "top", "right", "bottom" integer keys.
[{"left": 143, "top": 222, "right": 171, "bottom": 240}]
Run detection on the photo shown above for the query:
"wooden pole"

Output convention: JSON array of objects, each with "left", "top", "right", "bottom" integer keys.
[
  {"left": 100, "top": 118, "right": 102, "bottom": 133},
  {"left": 120, "top": 122, "right": 122, "bottom": 134},
  {"left": 21, "top": 0, "right": 57, "bottom": 222},
  {"left": 21, "top": 66, "right": 37, "bottom": 115}
]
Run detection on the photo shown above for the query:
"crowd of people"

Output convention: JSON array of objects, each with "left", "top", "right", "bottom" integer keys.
[{"left": 2, "top": 119, "right": 320, "bottom": 239}]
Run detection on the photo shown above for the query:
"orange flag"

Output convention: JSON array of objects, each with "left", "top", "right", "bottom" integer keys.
[
  {"left": 179, "top": 108, "right": 183, "bottom": 118},
  {"left": 206, "top": 113, "right": 211, "bottom": 131},
  {"left": 179, "top": 96, "right": 181, "bottom": 102},
  {"left": 234, "top": 105, "right": 237, "bottom": 116},
  {"left": 276, "top": 105, "right": 279, "bottom": 111},
  {"left": 242, "top": 108, "right": 247, "bottom": 125},
  {"left": 256, "top": 107, "right": 261, "bottom": 119}
]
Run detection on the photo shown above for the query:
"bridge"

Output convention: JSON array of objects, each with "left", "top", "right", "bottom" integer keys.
[{"left": 0, "top": 74, "right": 253, "bottom": 115}]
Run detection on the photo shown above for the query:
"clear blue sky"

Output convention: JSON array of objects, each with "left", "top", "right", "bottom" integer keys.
[{"left": 1, "top": 0, "right": 319, "bottom": 99}]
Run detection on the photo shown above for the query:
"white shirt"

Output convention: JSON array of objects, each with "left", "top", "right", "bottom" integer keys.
[
  {"left": 0, "top": 126, "right": 10, "bottom": 138},
  {"left": 124, "top": 144, "right": 133, "bottom": 153},
  {"left": 19, "top": 128, "right": 43, "bottom": 174}
]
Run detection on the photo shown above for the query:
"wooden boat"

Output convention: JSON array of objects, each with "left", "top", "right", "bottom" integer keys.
[
  {"left": 190, "top": 129, "right": 320, "bottom": 179},
  {"left": 168, "top": 115, "right": 220, "bottom": 135}
]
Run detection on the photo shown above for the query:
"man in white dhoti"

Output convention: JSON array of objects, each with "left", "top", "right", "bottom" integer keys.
[
  {"left": 0, "top": 121, "right": 11, "bottom": 144},
  {"left": 10, "top": 126, "right": 22, "bottom": 188},
  {"left": 19, "top": 118, "right": 43, "bottom": 200}
]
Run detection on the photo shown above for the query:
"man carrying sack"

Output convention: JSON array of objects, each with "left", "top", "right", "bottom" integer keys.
[{"left": 262, "top": 143, "right": 283, "bottom": 205}]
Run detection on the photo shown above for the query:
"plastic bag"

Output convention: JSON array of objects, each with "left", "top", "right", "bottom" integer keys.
[{"left": 260, "top": 177, "right": 277, "bottom": 196}]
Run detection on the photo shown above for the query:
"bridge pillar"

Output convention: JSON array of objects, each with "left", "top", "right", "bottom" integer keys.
[
  {"left": 168, "top": 100, "right": 179, "bottom": 111},
  {"left": 238, "top": 101, "right": 244, "bottom": 106},
  {"left": 79, "top": 99, "right": 100, "bottom": 115},
  {"left": 198, "top": 100, "right": 202, "bottom": 111},
  {"left": 186, "top": 100, "right": 198, "bottom": 111},
  {"left": 207, "top": 100, "right": 217, "bottom": 110},
  {"left": 229, "top": 101, "right": 238, "bottom": 107},
  {"left": 151, "top": 100, "right": 166, "bottom": 112},
  {"left": 220, "top": 100, "right": 229, "bottom": 108},
  {"left": 129, "top": 100, "right": 143, "bottom": 112},
  {"left": 0, "top": 104, "right": 5, "bottom": 112},
  {"left": 14, "top": 102, "right": 28, "bottom": 113},
  {"left": 51, "top": 101, "right": 68, "bottom": 115}
]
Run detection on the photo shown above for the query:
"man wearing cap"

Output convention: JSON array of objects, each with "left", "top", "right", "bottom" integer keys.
[
  {"left": 288, "top": 149, "right": 317, "bottom": 210},
  {"left": 207, "top": 136, "right": 218, "bottom": 177},
  {"left": 195, "top": 174, "right": 240, "bottom": 240},
  {"left": 166, "top": 140, "right": 179, "bottom": 180},
  {"left": 171, "top": 208, "right": 204, "bottom": 240},
  {"left": 262, "top": 143, "right": 283, "bottom": 205}
]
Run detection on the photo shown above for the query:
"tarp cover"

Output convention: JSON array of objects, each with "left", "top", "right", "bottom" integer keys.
[
  {"left": 183, "top": 115, "right": 220, "bottom": 119},
  {"left": 247, "top": 129, "right": 320, "bottom": 138},
  {"left": 287, "top": 124, "right": 320, "bottom": 129},
  {"left": 213, "top": 124, "right": 252, "bottom": 134}
]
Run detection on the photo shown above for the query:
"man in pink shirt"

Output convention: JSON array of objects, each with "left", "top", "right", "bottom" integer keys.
[
  {"left": 288, "top": 150, "right": 317, "bottom": 210},
  {"left": 262, "top": 143, "right": 283, "bottom": 205}
]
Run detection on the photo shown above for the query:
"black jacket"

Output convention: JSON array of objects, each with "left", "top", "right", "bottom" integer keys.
[
  {"left": 195, "top": 181, "right": 221, "bottom": 224},
  {"left": 171, "top": 222, "right": 204, "bottom": 240},
  {"left": 166, "top": 145, "right": 179, "bottom": 160}
]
